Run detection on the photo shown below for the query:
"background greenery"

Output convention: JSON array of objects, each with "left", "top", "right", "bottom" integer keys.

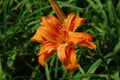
[{"left": 0, "top": 0, "right": 120, "bottom": 80}]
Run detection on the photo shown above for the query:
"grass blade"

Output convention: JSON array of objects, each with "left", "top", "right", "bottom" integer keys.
[{"left": 87, "top": 59, "right": 102, "bottom": 73}]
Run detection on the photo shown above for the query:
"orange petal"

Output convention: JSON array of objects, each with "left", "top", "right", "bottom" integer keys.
[
  {"left": 57, "top": 44, "right": 68, "bottom": 66},
  {"left": 66, "top": 47, "right": 79, "bottom": 72},
  {"left": 39, "top": 16, "right": 63, "bottom": 42},
  {"left": 38, "top": 41, "right": 58, "bottom": 66},
  {"left": 38, "top": 26, "right": 61, "bottom": 42},
  {"left": 31, "top": 27, "right": 45, "bottom": 43},
  {"left": 57, "top": 43, "right": 79, "bottom": 72},
  {"left": 38, "top": 51, "right": 55, "bottom": 66},
  {"left": 64, "top": 12, "right": 86, "bottom": 31},
  {"left": 68, "top": 32, "right": 97, "bottom": 49},
  {"left": 41, "top": 16, "right": 62, "bottom": 33}
]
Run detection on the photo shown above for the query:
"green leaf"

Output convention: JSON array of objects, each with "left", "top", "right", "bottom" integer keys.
[
  {"left": 107, "top": 0, "right": 117, "bottom": 23},
  {"left": 87, "top": 59, "right": 102, "bottom": 73},
  {"left": 111, "top": 75, "right": 120, "bottom": 80},
  {"left": 114, "top": 40, "right": 120, "bottom": 54}
]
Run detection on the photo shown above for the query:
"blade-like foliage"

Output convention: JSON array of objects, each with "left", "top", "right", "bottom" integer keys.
[{"left": 0, "top": 0, "right": 120, "bottom": 80}]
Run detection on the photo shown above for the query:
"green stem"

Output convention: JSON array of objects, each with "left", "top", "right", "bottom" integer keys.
[
  {"left": 4, "top": 0, "right": 7, "bottom": 28},
  {"left": 45, "top": 63, "right": 50, "bottom": 80}
]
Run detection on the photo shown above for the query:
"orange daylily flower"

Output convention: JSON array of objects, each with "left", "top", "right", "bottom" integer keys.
[{"left": 31, "top": 12, "right": 96, "bottom": 72}]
